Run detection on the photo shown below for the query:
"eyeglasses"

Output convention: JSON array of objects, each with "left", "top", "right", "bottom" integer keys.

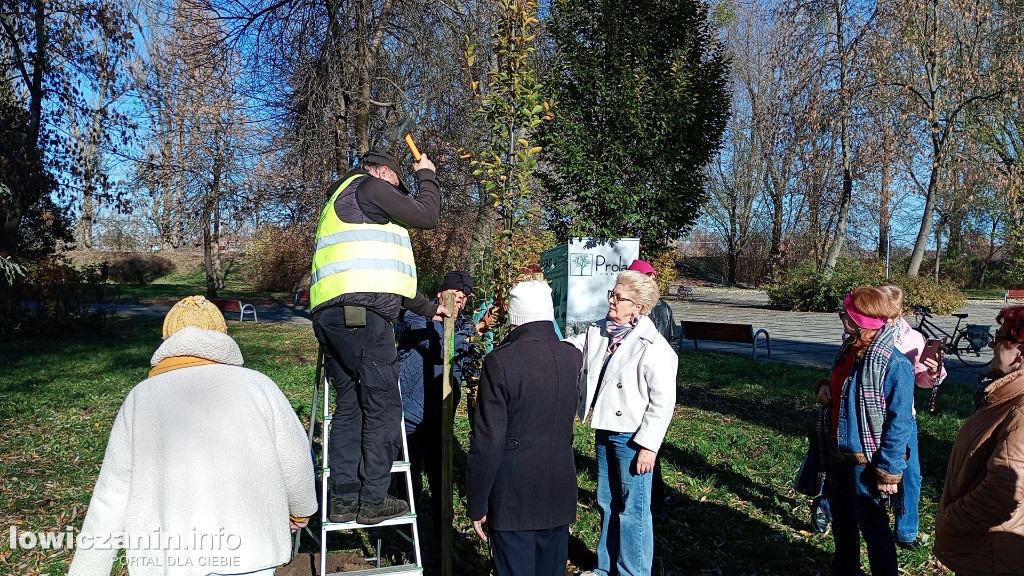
[{"left": 607, "top": 290, "right": 634, "bottom": 305}]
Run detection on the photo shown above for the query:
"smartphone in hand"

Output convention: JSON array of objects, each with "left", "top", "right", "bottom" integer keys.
[{"left": 920, "top": 337, "right": 945, "bottom": 365}]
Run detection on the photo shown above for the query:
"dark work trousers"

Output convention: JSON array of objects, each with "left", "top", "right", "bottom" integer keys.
[
  {"left": 312, "top": 305, "right": 402, "bottom": 506},
  {"left": 489, "top": 525, "right": 570, "bottom": 576},
  {"left": 826, "top": 461, "right": 898, "bottom": 576}
]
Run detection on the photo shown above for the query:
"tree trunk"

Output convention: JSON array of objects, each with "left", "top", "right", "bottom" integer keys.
[
  {"left": 877, "top": 162, "right": 892, "bottom": 258},
  {"left": 353, "top": 0, "right": 395, "bottom": 157},
  {"left": 824, "top": 2, "right": 853, "bottom": 272},
  {"left": 906, "top": 137, "right": 942, "bottom": 276},
  {"left": 326, "top": 0, "right": 349, "bottom": 174},
  {"left": 933, "top": 222, "right": 942, "bottom": 283},
  {"left": 906, "top": 0, "right": 943, "bottom": 277},
  {"left": 207, "top": 150, "right": 225, "bottom": 292},
  {"left": 766, "top": 170, "right": 785, "bottom": 280},
  {"left": 213, "top": 185, "right": 223, "bottom": 290},
  {"left": 203, "top": 196, "right": 216, "bottom": 298},
  {"left": 27, "top": 0, "right": 46, "bottom": 149}
]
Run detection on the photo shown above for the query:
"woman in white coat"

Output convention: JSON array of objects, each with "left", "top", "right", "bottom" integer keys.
[{"left": 568, "top": 270, "right": 678, "bottom": 576}]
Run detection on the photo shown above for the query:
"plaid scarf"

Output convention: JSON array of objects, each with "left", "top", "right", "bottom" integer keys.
[
  {"left": 833, "top": 324, "right": 896, "bottom": 461},
  {"left": 605, "top": 317, "right": 638, "bottom": 353},
  {"left": 825, "top": 325, "right": 905, "bottom": 517}
]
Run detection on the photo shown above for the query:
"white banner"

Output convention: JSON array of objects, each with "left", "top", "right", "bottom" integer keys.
[{"left": 541, "top": 238, "right": 640, "bottom": 336}]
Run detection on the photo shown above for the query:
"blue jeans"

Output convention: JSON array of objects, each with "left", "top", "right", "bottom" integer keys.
[
  {"left": 827, "top": 462, "right": 897, "bottom": 576},
  {"left": 895, "top": 423, "right": 920, "bottom": 543},
  {"left": 594, "top": 430, "right": 653, "bottom": 576}
]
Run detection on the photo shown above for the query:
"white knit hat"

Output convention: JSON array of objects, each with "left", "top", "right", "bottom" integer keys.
[{"left": 507, "top": 280, "right": 554, "bottom": 326}]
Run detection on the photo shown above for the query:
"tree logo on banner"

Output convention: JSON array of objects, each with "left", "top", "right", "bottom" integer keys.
[{"left": 570, "top": 253, "right": 594, "bottom": 276}]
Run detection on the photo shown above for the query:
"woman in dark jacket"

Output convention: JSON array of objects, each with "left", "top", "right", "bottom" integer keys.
[{"left": 466, "top": 280, "right": 583, "bottom": 576}]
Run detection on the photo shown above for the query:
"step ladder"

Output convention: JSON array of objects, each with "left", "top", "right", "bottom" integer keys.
[{"left": 295, "top": 349, "right": 422, "bottom": 576}]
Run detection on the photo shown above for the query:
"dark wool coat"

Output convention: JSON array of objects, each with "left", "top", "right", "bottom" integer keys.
[{"left": 466, "top": 321, "right": 583, "bottom": 531}]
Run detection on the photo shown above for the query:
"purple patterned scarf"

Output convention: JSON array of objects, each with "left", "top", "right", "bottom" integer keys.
[{"left": 606, "top": 317, "right": 639, "bottom": 353}]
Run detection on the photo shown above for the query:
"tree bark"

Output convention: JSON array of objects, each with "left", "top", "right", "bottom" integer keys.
[
  {"left": 906, "top": 131, "right": 943, "bottom": 276},
  {"left": 353, "top": 0, "right": 396, "bottom": 157},
  {"left": 877, "top": 162, "right": 892, "bottom": 258},
  {"left": 824, "top": 1, "right": 853, "bottom": 271}
]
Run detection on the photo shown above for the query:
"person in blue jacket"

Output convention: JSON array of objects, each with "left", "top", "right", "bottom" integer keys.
[
  {"left": 814, "top": 287, "right": 916, "bottom": 576},
  {"left": 396, "top": 270, "right": 490, "bottom": 524}
]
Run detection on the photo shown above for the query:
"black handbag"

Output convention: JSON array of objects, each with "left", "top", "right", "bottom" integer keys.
[
  {"left": 794, "top": 407, "right": 832, "bottom": 533},
  {"left": 794, "top": 424, "right": 826, "bottom": 497}
]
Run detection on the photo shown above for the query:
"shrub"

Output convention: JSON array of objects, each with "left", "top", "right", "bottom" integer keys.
[
  {"left": 246, "top": 225, "right": 314, "bottom": 292},
  {"left": 107, "top": 254, "right": 175, "bottom": 285},
  {"left": 651, "top": 250, "right": 681, "bottom": 294},
  {"left": 766, "top": 259, "right": 882, "bottom": 312},
  {"left": 765, "top": 259, "right": 966, "bottom": 314},
  {"left": 0, "top": 254, "right": 112, "bottom": 336},
  {"left": 890, "top": 273, "right": 966, "bottom": 315}
]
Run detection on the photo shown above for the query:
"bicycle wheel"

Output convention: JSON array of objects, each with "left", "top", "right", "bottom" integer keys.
[{"left": 953, "top": 331, "right": 994, "bottom": 368}]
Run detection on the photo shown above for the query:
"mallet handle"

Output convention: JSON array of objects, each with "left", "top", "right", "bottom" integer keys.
[{"left": 403, "top": 134, "right": 421, "bottom": 161}]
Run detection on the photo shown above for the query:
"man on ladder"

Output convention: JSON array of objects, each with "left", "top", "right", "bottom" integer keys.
[{"left": 310, "top": 148, "right": 447, "bottom": 525}]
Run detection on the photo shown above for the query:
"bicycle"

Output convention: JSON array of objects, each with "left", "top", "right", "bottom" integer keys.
[{"left": 912, "top": 305, "right": 994, "bottom": 368}]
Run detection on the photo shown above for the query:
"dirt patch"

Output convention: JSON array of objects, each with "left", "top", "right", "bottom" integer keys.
[{"left": 277, "top": 551, "right": 374, "bottom": 576}]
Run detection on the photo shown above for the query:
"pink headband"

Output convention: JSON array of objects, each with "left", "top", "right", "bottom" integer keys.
[{"left": 843, "top": 292, "right": 886, "bottom": 330}]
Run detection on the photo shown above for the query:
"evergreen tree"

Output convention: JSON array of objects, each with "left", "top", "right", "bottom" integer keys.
[
  {"left": 0, "top": 83, "right": 69, "bottom": 262},
  {"left": 541, "top": 0, "right": 730, "bottom": 253}
]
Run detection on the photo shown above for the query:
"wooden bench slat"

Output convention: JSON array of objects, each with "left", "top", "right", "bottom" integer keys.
[
  {"left": 209, "top": 298, "right": 257, "bottom": 322},
  {"left": 1006, "top": 289, "right": 1024, "bottom": 303},
  {"left": 681, "top": 321, "right": 753, "bottom": 343},
  {"left": 209, "top": 298, "right": 240, "bottom": 312},
  {"left": 680, "top": 320, "right": 771, "bottom": 360}
]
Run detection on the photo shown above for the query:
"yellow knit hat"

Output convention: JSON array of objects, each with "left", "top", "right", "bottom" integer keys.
[{"left": 162, "top": 295, "right": 228, "bottom": 339}]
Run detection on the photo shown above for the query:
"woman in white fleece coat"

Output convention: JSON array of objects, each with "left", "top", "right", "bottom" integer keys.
[{"left": 69, "top": 321, "right": 317, "bottom": 576}]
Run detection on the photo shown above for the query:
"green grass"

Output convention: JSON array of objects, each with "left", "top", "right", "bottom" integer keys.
[
  {"left": 107, "top": 256, "right": 285, "bottom": 303},
  {"left": 0, "top": 322, "right": 965, "bottom": 575}
]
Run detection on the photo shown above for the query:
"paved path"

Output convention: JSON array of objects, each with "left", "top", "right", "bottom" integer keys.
[
  {"left": 668, "top": 288, "right": 1008, "bottom": 385},
  {"left": 107, "top": 301, "right": 313, "bottom": 325}
]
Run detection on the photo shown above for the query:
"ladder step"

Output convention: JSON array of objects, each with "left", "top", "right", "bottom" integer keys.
[
  {"left": 326, "top": 565, "right": 422, "bottom": 576},
  {"left": 323, "top": 513, "right": 418, "bottom": 531},
  {"left": 322, "top": 462, "right": 410, "bottom": 479}
]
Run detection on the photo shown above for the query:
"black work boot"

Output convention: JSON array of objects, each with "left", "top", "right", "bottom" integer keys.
[
  {"left": 329, "top": 497, "right": 358, "bottom": 523},
  {"left": 356, "top": 495, "right": 410, "bottom": 525}
]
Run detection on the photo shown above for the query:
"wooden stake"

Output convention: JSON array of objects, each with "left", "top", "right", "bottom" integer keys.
[{"left": 441, "top": 291, "right": 455, "bottom": 576}]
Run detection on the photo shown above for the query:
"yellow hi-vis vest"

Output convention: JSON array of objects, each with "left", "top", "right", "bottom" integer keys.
[{"left": 310, "top": 174, "right": 417, "bottom": 309}]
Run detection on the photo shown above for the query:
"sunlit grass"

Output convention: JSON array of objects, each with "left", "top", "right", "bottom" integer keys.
[{"left": 1, "top": 322, "right": 964, "bottom": 575}]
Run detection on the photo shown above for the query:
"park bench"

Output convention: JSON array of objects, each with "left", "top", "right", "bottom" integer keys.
[
  {"left": 295, "top": 289, "right": 310, "bottom": 308},
  {"left": 680, "top": 320, "right": 771, "bottom": 360},
  {"left": 209, "top": 298, "right": 257, "bottom": 322},
  {"left": 673, "top": 285, "right": 694, "bottom": 301},
  {"left": 1005, "top": 289, "right": 1024, "bottom": 304}
]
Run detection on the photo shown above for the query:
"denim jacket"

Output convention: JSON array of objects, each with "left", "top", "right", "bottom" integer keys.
[
  {"left": 836, "top": 349, "right": 915, "bottom": 481},
  {"left": 396, "top": 306, "right": 478, "bottom": 425}
]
